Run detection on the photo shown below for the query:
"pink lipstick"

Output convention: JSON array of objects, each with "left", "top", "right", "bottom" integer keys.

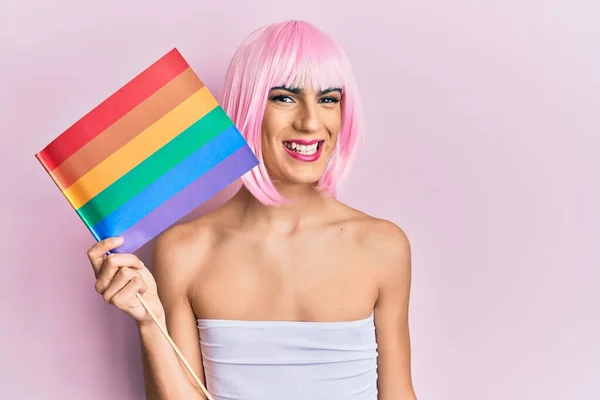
[{"left": 282, "top": 139, "right": 324, "bottom": 162}]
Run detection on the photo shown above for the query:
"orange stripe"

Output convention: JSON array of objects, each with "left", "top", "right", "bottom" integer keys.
[
  {"left": 50, "top": 68, "right": 204, "bottom": 190},
  {"left": 63, "top": 87, "right": 218, "bottom": 209}
]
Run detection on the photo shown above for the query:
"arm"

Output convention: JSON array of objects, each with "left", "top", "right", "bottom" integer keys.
[
  {"left": 373, "top": 222, "right": 417, "bottom": 399},
  {"left": 140, "top": 228, "right": 208, "bottom": 400}
]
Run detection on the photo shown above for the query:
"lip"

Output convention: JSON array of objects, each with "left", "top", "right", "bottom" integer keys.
[{"left": 282, "top": 140, "right": 324, "bottom": 162}]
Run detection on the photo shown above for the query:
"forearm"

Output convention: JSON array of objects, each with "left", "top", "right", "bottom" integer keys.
[{"left": 138, "top": 319, "right": 206, "bottom": 400}]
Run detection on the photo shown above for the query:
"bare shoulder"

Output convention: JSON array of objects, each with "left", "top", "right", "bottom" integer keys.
[
  {"left": 334, "top": 203, "right": 411, "bottom": 280},
  {"left": 152, "top": 216, "right": 218, "bottom": 265},
  {"left": 151, "top": 209, "right": 228, "bottom": 296},
  {"left": 335, "top": 203, "right": 410, "bottom": 259},
  {"left": 359, "top": 216, "right": 409, "bottom": 256},
  {"left": 339, "top": 209, "right": 413, "bottom": 317}
]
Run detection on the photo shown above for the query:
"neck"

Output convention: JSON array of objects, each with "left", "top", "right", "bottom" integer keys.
[{"left": 232, "top": 183, "right": 333, "bottom": 235}]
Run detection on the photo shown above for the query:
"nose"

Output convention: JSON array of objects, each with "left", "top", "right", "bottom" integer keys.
[{"left": 292, "top": 102, "right": 320, "bottom": 133}]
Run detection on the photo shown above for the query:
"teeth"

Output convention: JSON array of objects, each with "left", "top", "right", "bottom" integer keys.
[{"left": 284, "top": 141, "right": 319, "bottom": 155}]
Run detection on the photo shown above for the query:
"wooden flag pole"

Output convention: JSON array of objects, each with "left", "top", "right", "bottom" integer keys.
[{"left": 136, "top": 293, "right": 214, "bottom": 400}]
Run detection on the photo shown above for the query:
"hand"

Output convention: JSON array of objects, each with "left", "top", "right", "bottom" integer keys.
[{"left": 87, "top": 237, "right": 165, "bottom": 325}]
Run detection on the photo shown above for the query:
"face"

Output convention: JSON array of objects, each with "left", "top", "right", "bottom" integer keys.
[{"left": 261, "top": 85, "right": 342, "bottom": 186}]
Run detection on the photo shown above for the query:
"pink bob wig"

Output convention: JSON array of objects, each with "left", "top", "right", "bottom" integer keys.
[{"left": 221, "top": 20, "right": 364, "bottom": 206}]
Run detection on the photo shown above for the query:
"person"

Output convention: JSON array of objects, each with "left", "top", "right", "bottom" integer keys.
[{"left": 87, "top": 19, "right": 417, "bottom": 400}]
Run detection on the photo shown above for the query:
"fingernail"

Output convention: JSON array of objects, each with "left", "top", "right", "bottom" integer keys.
[{"left": 114, "top": 236, "right": 124, "bottom": 244}]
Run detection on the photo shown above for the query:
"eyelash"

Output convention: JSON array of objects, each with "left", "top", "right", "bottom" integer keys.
[
  {"left": 269, "top": 95, "right": 341, "bottom": 104},
  {"left": 320, "top": 97, "right": 341, "bottom": 104}
]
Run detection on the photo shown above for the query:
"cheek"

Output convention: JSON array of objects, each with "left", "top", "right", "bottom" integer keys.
[
  {"left": 262, "top": 110, "right": 288, "bottom": 143},
  {"left": 261, "top": 118, "right": 286, "bottom": 164},
  {"left": 260, "top": 123, "right": 277, "bottom": 152},
  {"left": 324, "top": 114, "right": 342, "bottom": 141}
]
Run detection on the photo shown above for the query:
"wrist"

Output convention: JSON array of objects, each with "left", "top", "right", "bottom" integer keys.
[{"left": 137, "top": 314, "right": 166, "bottom": 332}]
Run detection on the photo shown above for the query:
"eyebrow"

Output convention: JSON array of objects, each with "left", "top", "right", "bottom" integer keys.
[{"left": 270, "top": 85, "right": 343, "bottom": 96}]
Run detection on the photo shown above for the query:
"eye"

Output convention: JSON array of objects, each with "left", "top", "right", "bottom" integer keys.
[
  {"left": 318, "top": 96, "right": 341, "bottom": 104},
  {"left": 269, "top": 95, "right": 295, "bottom": 103}
]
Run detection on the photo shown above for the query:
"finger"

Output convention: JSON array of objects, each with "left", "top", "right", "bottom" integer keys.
[
  {"left": 102, "top": 267, "right": 141, "bottom": 304},
  {"left": 87, "top": 237, "right": 124, "bottom": 275},
  {"left": 110, "top": 276, "right": 147, "bottom": 310},
  {"left": 95, "top": 253, "right": 144, "bottom": 294}
]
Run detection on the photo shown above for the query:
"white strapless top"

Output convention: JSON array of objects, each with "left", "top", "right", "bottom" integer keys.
[{"left": 196, "top": 313, "right": 378, "bottom": 400}]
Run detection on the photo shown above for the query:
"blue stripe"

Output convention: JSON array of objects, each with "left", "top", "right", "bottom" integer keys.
[{"left": 91, "top": 125, "right": 247, "bottom": 237}]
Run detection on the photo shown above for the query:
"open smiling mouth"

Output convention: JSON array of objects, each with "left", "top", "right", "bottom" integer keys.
[{"left": 282, "top": 140, "right": 325, "bottom": 162}]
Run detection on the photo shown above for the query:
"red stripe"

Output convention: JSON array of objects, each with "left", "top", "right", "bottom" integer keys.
[{"left": 37, "top": 48, "right": 189, "bottom": 171}]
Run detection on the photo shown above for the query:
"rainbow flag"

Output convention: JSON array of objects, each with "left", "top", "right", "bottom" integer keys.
[{"left": 35, "top": 48, "right": 258, "bottom": 253}]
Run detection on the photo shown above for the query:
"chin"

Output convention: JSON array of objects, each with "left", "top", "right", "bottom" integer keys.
[
  {"left": 286, "top": 168, "right": 326, "bottom": 186},
  {"left": 266, "top": 150, "right": 331, "bottom": 186}
]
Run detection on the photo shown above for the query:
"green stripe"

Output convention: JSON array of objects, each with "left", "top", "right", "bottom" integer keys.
[{"left": 76, "top": 106, "right": 233, "bottom": 227}]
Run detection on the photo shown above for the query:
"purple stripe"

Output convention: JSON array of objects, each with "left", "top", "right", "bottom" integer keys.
[{"left": 113, "top": 145, "right": 258, "bottom": 253}]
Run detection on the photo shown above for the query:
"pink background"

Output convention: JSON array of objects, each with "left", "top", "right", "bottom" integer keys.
[{"left": 1, "top": 0, "right": 598, "bottom": 399}]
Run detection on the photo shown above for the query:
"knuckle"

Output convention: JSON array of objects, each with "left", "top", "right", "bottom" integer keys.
[
  {"left": 89, "top": 239, "right": 109, "bottom": 255},
  {"left": 128, "top": 255, "right": 140, "bottom": 267},
  {"left": 105, "top": 253, "right": 118, "bottom": 266},
  {"left": 111, "top": 296, "right": 121, "bottom": 308},
  {"left": 117, "top": 267, "right": 129, "bottom": 279},
  {"left": 94, "top": 280, "right": 103, "bottom": 294},
  {"left": 131, "top": 277, "right": 142, "bottom": 288}
]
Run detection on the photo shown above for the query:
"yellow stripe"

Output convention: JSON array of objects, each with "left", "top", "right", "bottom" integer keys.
[{"left": 63, "top": 87, "right": 218, "bottom": 209}]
